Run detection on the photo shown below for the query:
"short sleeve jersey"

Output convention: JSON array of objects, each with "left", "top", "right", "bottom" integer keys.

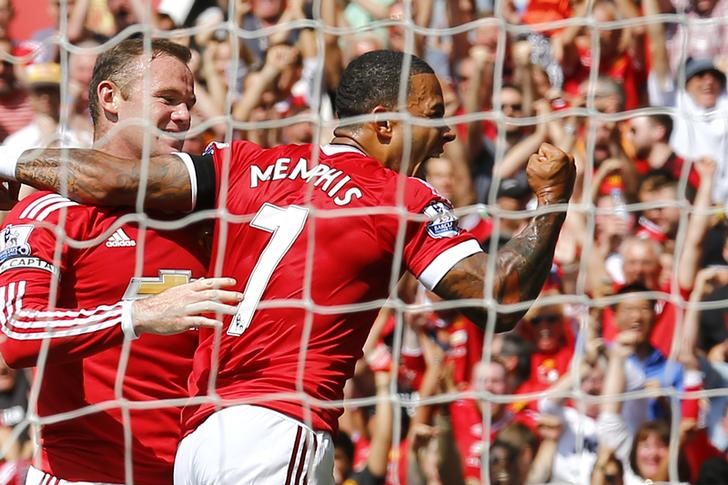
[
  {"left": 0, "top": 192, "right": 208, "bottom": 485},
  {"left": 182, "top": 142, "right": 482, "bottom": 435}
]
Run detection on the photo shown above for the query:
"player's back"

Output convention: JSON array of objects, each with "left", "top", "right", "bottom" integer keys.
[
  {"left": 185, "top": 141, "right": 478, "bottom": 434},
  {"left": 0, "top": 192, "right": 209, "bottom": 485}
]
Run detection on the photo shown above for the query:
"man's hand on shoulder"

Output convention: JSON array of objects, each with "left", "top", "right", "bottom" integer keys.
[
  {"left": 131, "top": 277, "right": 243, "bottom": 336},
  {"left": 526, "top": 143, "right": 576, "bottom": 205}
]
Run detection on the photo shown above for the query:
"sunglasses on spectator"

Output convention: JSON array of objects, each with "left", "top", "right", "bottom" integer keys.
[
  {"left": 502, "top": 103, "right": 522, "bottom": 110},
  {"left": 529, "top": 314, "right": 561, "bottom": 325}
]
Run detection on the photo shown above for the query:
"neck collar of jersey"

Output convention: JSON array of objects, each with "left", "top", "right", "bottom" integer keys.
[{"left": 321, "top": 143, "right": 366, "bottom": 157}]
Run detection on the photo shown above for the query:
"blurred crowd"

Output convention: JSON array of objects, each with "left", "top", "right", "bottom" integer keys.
[{"left": 0, "top": 0, "right": 728, "bottom": 484}]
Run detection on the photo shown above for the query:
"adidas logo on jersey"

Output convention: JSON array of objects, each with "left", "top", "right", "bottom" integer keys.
[{"left": 106, "top": 228, "right": 136, "bottom": 248}]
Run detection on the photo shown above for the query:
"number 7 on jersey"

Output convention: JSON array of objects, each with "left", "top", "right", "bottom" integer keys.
[{"left": 227, "top": 203, "right": 309, "bottom": 336}]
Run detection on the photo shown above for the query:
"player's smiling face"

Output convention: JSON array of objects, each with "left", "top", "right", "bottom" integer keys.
[
  {"left": 393, "top": 73, "right": 455, "bottom": 174},
  {"left": 116, "top": 54, "right": 196, "bottom": 156}
]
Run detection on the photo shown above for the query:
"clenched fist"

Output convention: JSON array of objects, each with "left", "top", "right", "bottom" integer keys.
[{"left": 526, "top": 143, "right": 576, "bottom": 205}]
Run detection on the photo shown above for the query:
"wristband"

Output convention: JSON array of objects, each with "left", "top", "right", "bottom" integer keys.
[
  {"left": 120, "top": 299, "right": 140, "bottom": 340},
  {"left": 0, "top": 146, "right": 18, "bottom": 181}
]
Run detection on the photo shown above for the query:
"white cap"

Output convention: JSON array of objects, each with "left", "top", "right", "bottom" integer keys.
[{"left": 158, "top": 0, "right": 195, "bottom": 26}]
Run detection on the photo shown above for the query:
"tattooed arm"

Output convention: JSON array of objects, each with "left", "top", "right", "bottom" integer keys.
[
  {"left": 15, "top": 149, "right": 195, "bottom": 212},
  {"left": 434, "top": 143, "right": 575, "bottom": 332}
]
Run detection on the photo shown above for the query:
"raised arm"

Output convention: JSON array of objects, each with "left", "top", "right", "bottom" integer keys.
[
  {"left": 13, "top": 149, "right": 195, "bottom": 212},
  {"left": 433, "top": 143, "right": 575, "bottom": 332},
  {"left": 677, "top": 157, "right": 716, "bottom": 290}
]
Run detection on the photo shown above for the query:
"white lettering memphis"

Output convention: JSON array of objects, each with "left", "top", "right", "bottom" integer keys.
[
  {"left": 250, "top": 157, "right": 363, "bottom": 206},
  {"left": 105, "top": 228, "right": 136, "bottom": 248},
  {"left": 0, "top": 257, "right": 59, "bottom": 278}
]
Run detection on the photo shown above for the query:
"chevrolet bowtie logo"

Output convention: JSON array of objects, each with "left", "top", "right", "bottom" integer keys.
[{"left": 123, "top": 270, "right": 193, "bottom": 300}]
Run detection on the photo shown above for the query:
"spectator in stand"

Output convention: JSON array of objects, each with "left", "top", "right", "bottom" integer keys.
[
  {"left": 644, "top": 0, "right": 728, "bottom": 203},
  {"left": 0, "top": 40, "right": 33, "bottom": 144},
  {"left": 636, "top": 171, "right": 685, "bottom": 246},
  {"left": 492, "top": 333, "right": 532, "bottom": 394},
  {"left": 556, "top": 0, "right": 647, "bottom": 110},
  {"left": 608, "top": 284, "right": 683, "bottom": 421},
  {"left": 650, "top": 58, "right": 728, "bottom": 204},
  {"left": 450, "top": 359, "right": 532, "bottom": 483},
  {"left": 587, "top": 183, "right": 637, "bottom": 298},
  {"left": 627, "top": 114, "right": 700, "bottom": 189},
  {"left": 665, "top": 0, "right": 728, "bottom": 75},
  {"left": 573, "top": 76, "right": 640, "bottom": 199},
  {"left": 488, "top": 439, "right": 520, "bottom": 485},
  {"left": 592, "top": 237, "right": 662, "bottom": 338},
  {"left": 1, "top": 63, "right": 92, "bottom": 201},
  {"left": 496, "top": 422, "right": 539, "bottom": 485},
  {"left": 239, "top": 0, "right": 300, "bottom": 66},
  {"left": 333, "top": 363, "right": 393, "bottom": 485},
  {"left": 333, "top": 431, "right": 356, "bottom": 485},
  {"left": 596, "top": 327, "right": 674, "bottom": 485},
  {"left": 232, "top": 43, "right": 303, "bottom": 146},
  {"left": 676, "top": 266, "right": 728, "bottom": 478},
  {"left": 533, "top": 351, "right": 607, "bottom": 484},
  {"left": 597, "top": 158, "right": 716, "bottom": 354},
  {"left": 512, "top": 290, "right": 576, "bottom": 412},
  {"left": 405, "top": 326, "right": 466, "bottom": 485}
]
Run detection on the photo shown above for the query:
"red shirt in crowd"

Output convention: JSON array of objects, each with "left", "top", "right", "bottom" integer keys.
[
  {"left": 563, "top": 46, "right": 646, "bottom": 110},
  {"left": 450, "top": 397, "right": 535, "bottom": 481},
  {"left": 634, "top": 153, "right": 701, "bottom": 190},
  {"left": 601, "top": 284, "right": 691, "bottom": 357},
  {"left": 446, "top": 315, "right": 486, "bottom": 388}
]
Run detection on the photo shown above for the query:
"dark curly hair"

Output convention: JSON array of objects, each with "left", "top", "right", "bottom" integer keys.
[{"left": 334, "top": 50, "right": 434, "bottom": 124}]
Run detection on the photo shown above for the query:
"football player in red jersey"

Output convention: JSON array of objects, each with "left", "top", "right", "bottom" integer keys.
[
  {"left": 0, "top": 39, "right": 241, "bottom": 485},
  {"left": 5, "top": 50, "right": 575, "bottom": 484}
]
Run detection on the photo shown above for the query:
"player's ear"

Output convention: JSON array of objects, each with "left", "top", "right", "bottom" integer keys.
[
  {"left": 372, "top": 105, "right": 393, "bottom": 141},
  {"left": 97, "top": 80, "right": 120, "bottom": 122}
]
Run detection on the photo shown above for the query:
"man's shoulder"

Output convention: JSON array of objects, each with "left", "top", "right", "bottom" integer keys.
[
  {"left": 205, "top": 140, "right": 310, "bottom": 164},
  {"left": 3, "top": 192, "right": 105, "bottom": 241},
  {"left": 403, "top": 176, "right": 454, "bottom": 210},
  {"left": 8, "top": 192, "right": 88, "bottom": 223}
]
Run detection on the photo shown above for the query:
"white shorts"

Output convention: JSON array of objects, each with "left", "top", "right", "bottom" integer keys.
[
  {"left": 25, "top": 466, "right": 122, "bottom": 485},
  {"left": 174, "top": 405, "right": 334, "bottom": 485}
]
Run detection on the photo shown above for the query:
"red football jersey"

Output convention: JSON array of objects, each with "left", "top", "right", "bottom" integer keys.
[
  {"left": 449, "top": 398, "right": 532, "bottom": 481},
  {"left": 0, "top": 192, "right": 208, "bottom": 485},
  {"left": 182, "top": 142, "right": 482, "bottom": 435}
]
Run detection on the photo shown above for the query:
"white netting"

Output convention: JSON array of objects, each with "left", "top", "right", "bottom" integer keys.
[{"left": 0, "top": 0, "right": 727, "bottom": 484}]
